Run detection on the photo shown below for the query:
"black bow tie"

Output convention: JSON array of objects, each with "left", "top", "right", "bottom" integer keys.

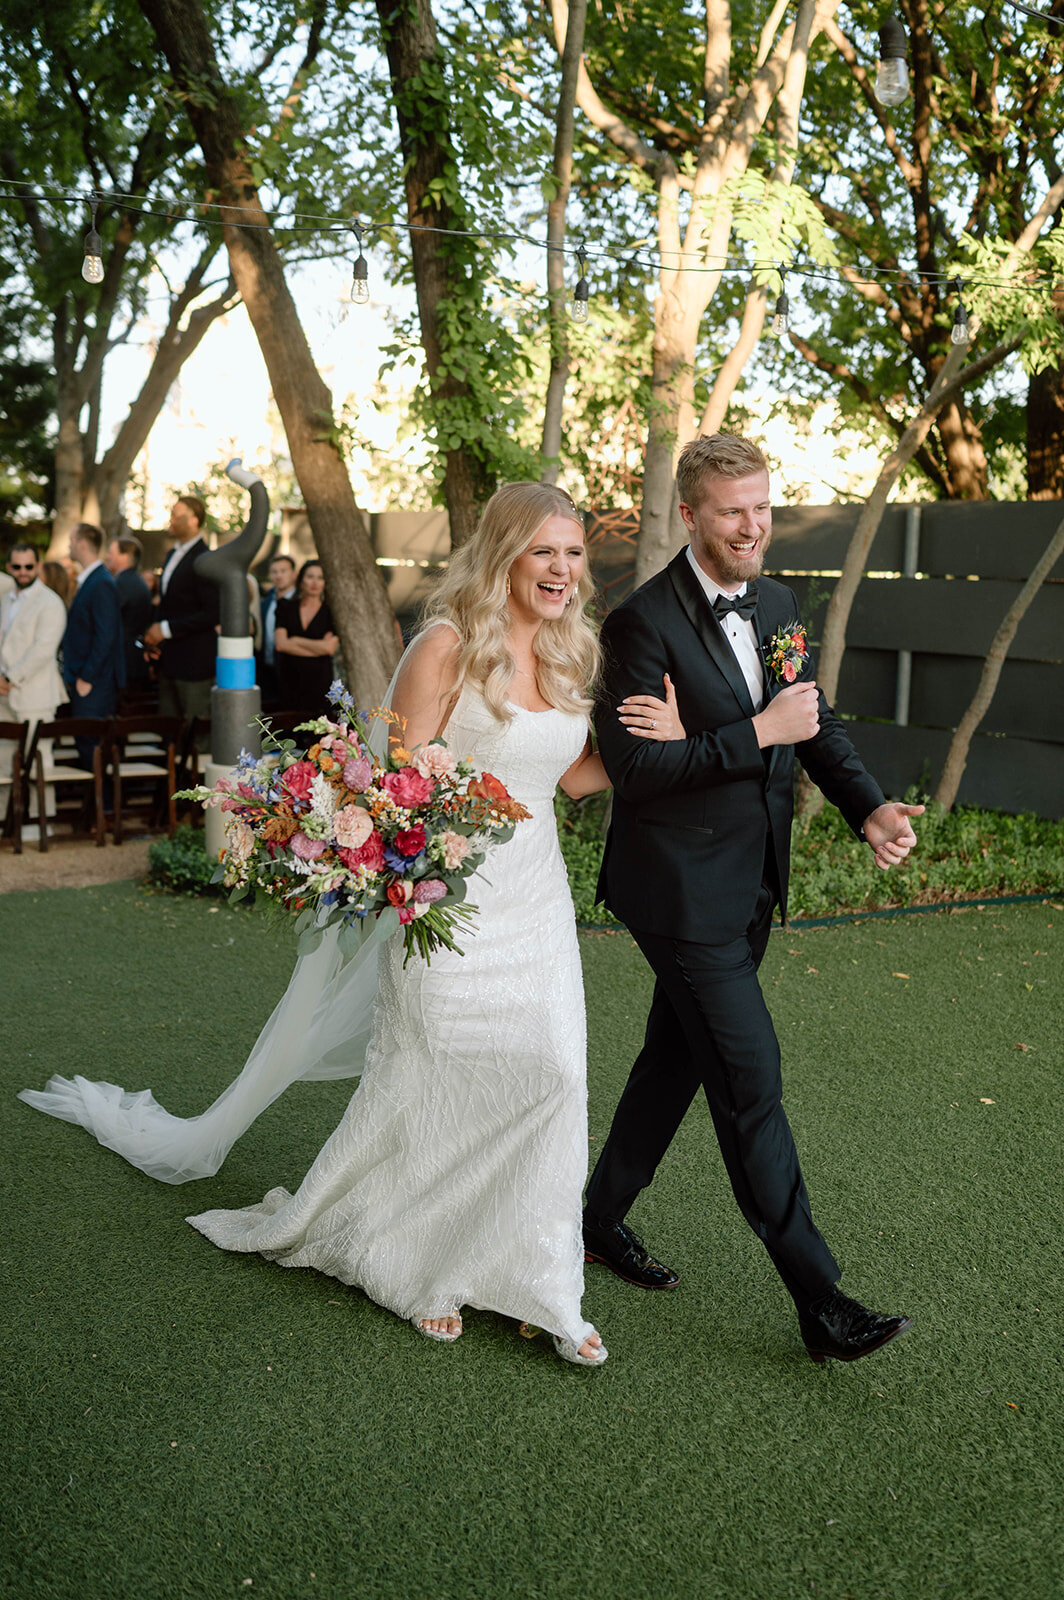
[{"left": 712, "top": 584, "right": 759, "bottom": 623}]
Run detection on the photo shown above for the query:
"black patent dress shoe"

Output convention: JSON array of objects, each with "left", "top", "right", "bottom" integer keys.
[
  {"left": 582, "top": 1216, "right": 680, "bottom": 1289},
  {"left": 799, "top": 1286, "right": 913, "bottom": 1364}
]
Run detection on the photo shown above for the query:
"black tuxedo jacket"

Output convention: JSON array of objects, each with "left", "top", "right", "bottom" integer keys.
[
  {"left": 156, "top": 537, "right": 219, "bottom": 682},
  {"left": 595, "top": 550, "right": 885, "bottom": 943}
]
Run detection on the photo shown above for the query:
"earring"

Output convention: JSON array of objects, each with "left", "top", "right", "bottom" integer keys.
[{"left": 505, "top": 575, "right": 511, "bottom": 596}]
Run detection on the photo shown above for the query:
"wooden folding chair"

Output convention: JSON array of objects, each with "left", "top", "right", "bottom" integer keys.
[
  {"left": 27, "top": 717, "right": 110, "bottom": 851},
  {"left": 0, "top": 719, "right": 30, "bottom": 854},
  {"left": 109, "top": 714, "right": 182, "bottom": 844}
]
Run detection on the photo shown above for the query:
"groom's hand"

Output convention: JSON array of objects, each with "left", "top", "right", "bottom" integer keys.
[
  {"left": 863, "top": 802, "right": 925, "bottom": 870},
  {"left": 752, "top": 682, "right": 820, "bottom": 748}
]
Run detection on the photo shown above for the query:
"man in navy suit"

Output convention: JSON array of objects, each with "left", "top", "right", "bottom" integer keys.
[
  {"left": 585, "top": 434, "right": 923, "bottom": 1365},
  {"left": 63, "top": 522, "right": 125, "bottom": 764},
  {"left": 106, "top": 535, "right": 153, "bottom": 688},
  {"left": 143, "top": 494, "right": 218, "bottom": 722},
  {"left": 258, "top": 552, "right": 297, "bottom": 709}
]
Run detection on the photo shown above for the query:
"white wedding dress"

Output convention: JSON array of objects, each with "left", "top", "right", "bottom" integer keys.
[{"left": 184, "top": 685, "right": 596, "bottom": 1345}]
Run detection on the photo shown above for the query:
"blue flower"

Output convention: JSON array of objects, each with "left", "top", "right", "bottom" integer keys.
[{"left": 384, "top": 843, "right": 425, "bottom": 874}]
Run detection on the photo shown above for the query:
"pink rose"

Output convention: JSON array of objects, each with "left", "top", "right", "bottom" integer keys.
[
  {"left": 226, "top": 819, "right": 255, "bottom": 862},
  {"left": 281, "top": 760, "right": 316, "bottom": 803},
  {"left": 395, "top": 823, "right": 426, "bottom": 857},
  {"left": 436, "top": 830, "right": 471, "bottom": 870},
  {"left": 290, "top": 831, "right": 327, "bottom": 860},
  {"left": 414, "top": 744, "right": 457, "bottom": 782},
  {"left": 333, "top": 805, "right": 374, "bottom": 850},
  {"left": 342, "top": 756, "right": 373, "bottom": 792},
  {"left": 381, "top": 767, "right": 434, "bottom": 808},
  {"left": 782, "top": 660, "right": 797, "bottom": 683},
  {"left": 338, "top": 831, "right": 385, "bottom": 873},
  {"left": 413, "top": 877, "right": 447, "bottom": 904}
]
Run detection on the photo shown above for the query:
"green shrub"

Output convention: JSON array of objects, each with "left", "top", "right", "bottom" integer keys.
[
  {"left": 555, "top": 789, "right": 1064, "bottom": 924},
  {"left": 146, "top": 824, "right": 219, "bottom": 895},
  {"left": 147, "top": 795, "right": 1063, "bottom": 924}
]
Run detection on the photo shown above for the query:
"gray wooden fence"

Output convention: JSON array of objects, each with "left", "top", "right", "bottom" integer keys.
[{"left": 585, "top": 502, "right": 1064, "bottom": 819}]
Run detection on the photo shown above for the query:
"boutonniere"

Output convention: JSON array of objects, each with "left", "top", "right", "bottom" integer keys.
[{"left": 765, "top": 622, "right": 808, "bottom": 684}]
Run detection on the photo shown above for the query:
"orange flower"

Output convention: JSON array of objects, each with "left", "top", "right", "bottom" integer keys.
[{"left": 468, "top": 771, "right": 510, "bottom": 803}]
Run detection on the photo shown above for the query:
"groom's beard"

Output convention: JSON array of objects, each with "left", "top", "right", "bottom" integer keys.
[{"left": 715, "top": 531, "right": 771, "bottom": 586}]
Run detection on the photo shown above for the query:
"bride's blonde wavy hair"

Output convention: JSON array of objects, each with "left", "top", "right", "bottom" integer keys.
[{"left": 421, "top": 482, "right": 601, "bottom": 722}]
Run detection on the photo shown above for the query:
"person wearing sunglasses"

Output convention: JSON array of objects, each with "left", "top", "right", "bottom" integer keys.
[{"left": 0, "top": 541, "right": 68, "bottom": 792}]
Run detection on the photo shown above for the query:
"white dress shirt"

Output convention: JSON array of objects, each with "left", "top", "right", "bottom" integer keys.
[{"left": 685, "top": 546, "right": 765, "bottom": 712}]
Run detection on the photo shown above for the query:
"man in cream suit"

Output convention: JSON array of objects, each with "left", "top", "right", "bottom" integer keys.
[{"left": 0, "top": 541, "right": 68, "bottom": 792}]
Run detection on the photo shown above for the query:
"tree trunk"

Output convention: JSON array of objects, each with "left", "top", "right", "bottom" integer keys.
[
  {"left": 540, "top": 0, "right": 587, "bottom": 482},
  {"left": 376, "top": 0, "right": 496, "bottom": 549},
  {"left": 934, "top": 510, "right": 1064, "bottom": 808},
  {"left": 138, "top": 0, "right": 400, "bottom": 706},
  {"left": 1027, "top": 351, "right": 1064, "bottom": 499},
  {"left": 935, "top": 395, "right": 988, "bottom": 498}
]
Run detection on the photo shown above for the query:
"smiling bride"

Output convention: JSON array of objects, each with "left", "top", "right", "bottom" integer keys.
[{"left": 22, "top": 481, "right": 684, "bottom": 1368}]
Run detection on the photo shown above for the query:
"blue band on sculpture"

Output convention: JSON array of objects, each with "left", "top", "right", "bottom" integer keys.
[{"left": 217, "top": 656, "right": 256, "bottom": 690}]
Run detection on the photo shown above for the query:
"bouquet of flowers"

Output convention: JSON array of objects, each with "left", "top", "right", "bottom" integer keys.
[
  {"left": 177, "top": 681, "right": 531, "bottom": 963},
  {"left": 765, "top": 621, "right": 809, "bottom": 684}
]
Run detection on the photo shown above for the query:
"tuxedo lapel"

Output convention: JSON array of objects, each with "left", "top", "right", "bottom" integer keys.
[{"left": 667, "top": 551, "right": 756, "bottom": 719}]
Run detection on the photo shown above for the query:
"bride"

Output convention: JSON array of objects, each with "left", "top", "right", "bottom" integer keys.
[{"left": 20, "top": 482, "right": 683, "bottom": 1366}]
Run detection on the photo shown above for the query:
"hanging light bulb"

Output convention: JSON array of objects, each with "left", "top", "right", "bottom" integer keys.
[
  {"left": 950, "top": 278, "right": 969, "bottom": 346},
  {"left": 772, "top": 286, "right": 790, "bottom": 339},
  {"left": 570, "top": 245, "right": 589, "bottom": 323},
  {"left": 875, "top": 12, "right": 910, "bottom": 106},
  {"left": 81, "top": 193, "right": 104, "bottom": 284},
  {"left": 350, "top": 220, "right": 369, "bottom": 305}
]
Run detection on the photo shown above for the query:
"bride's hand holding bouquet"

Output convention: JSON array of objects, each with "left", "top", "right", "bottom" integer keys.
[{"left": 177, "top": 680, "right": 530, "bottom": 963}]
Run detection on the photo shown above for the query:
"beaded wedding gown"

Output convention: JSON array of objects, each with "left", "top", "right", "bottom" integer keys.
[{"left": 186, "top": 684, "right": 597, "bottom": 1347}]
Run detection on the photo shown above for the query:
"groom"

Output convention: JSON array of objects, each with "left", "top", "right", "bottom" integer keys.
[{"left": 585, "top": 434, "right": 922, "bottom": 1364}]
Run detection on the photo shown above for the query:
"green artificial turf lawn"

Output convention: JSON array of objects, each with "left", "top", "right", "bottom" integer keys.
[{"left": 2, "top": 885, "right": 1061, "bottom": 1600}]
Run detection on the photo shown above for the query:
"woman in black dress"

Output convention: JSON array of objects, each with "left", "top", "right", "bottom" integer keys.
[{"left": 274, "top": 559, "right": 339, "bottom": 718}]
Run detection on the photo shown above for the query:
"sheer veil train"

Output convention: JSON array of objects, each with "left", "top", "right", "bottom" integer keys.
[{"left": 17, "top": 658, "right": 407, "bottom": 1183}]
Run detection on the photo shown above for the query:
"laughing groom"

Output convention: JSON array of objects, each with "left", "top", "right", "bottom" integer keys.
[{"left": 585, "top": 434, "right": 922, "bottom": 1364}]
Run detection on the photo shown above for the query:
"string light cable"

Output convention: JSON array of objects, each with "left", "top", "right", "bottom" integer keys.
[{"left": 2, "top": 181, "right": 1061, "bottom": 307}]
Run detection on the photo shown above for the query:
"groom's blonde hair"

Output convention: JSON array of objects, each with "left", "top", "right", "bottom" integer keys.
[
  {"left": 422, "top": 482, "right": 601, "bottom": 724},
  {"left": 677, "top": 435, "right": 769, "bottom": 508}
]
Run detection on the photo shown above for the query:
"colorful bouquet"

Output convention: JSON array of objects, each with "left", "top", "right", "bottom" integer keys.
[
  {"left": 765, "top": 621, "right": 809, "bottom": 684},
  {"left": 177, "top": 681, "right": 531, "bottom": 963}
]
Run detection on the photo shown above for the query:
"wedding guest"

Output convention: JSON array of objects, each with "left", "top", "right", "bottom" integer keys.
[
  {"left": 259, "top": 553, "right": 297, "bottom": 708},
  {"left": 585, "top": 433, "right": 923, "bottom": 1366},
  {"left": 63, "top": 522, "right": 124, "bottom": 761},
  {"left": 143, "top": 495, "right": 218, "bottom": 722},
  {"left": 0, "top": 542, "right": 67, "bottom": 790},
  {"left": 106, "top": 536, "right": 153, "bottom": 687},
  {"left": 274, "top": 559, "right": 338, "bottom": 719}
]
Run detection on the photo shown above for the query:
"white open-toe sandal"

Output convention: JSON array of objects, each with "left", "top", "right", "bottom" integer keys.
[
  {"left": 412, "top": 1315, "right": 463, "bottom": 1343},
  {"left": 552, "top": 1332, "right": 608, "bottom": 1367}
]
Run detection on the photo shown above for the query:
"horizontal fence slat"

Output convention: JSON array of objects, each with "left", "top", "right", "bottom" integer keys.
[
  {"left": 919, "top": 501, "right": 1064, "bottom": 580},
  {"left": 907, "top": 656, "right": 1064, "bottom": 744},
  {"left": 765, "top": 505, "right": 909, "bottom": 571},
  {"left": 785, "top": 575, "right": 1064, "bottom": 662},
  {"left": 844, "top": 721, "right": 1064, "bottom": 818}
]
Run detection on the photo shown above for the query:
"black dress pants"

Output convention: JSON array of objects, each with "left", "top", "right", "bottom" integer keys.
[{"left": 585, "top": 873, "right": 839, "bottom": 1308}]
